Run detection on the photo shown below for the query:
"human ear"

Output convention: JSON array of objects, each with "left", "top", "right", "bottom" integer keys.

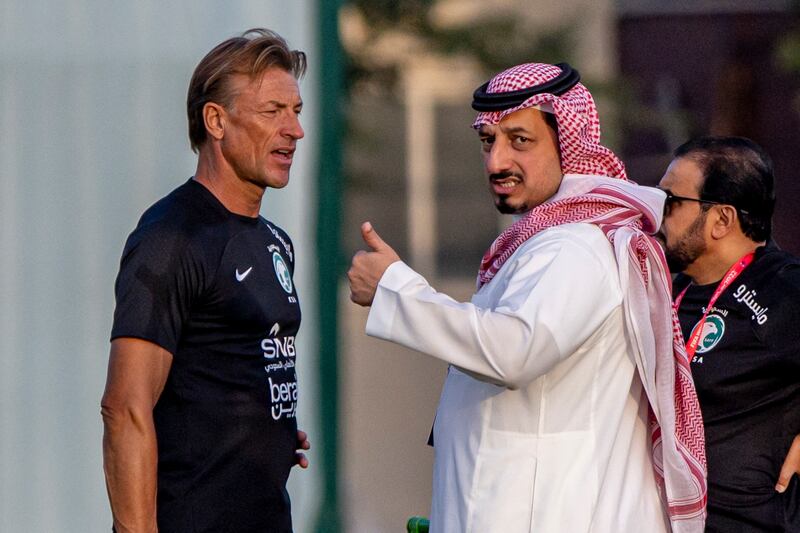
[
  {"left": 203, "top": 102, "right": 226, "bottom": 141},
  {"left": 710, "top": 205, "right": 738, "bottom": 239}
]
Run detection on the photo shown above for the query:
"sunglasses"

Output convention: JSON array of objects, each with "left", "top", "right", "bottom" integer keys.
[{"left": 661, "top": 190, "right": 750, "bottom": 217}]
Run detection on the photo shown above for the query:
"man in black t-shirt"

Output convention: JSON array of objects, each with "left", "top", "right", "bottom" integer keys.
[
  {"left": 101, "top": 29, "right": 309, "bottom": 533},
  {"left": 657, "top": 136, "right": 800, "bottom": 532}
]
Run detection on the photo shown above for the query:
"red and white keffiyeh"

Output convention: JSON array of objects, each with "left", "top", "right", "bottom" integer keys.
[
  {"left": 473, "top": 62, "right": 627, "bottom": 181},
  {"left": 475, "top": 64, "right": 707, "bottom": 531}
]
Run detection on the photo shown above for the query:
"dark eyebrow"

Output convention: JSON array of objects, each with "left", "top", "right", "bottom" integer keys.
[{"left": 501, "top": 126, "right": 533, "bottom": 136}]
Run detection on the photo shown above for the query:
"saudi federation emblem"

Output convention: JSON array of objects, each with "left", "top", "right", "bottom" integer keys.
[
  {"left": 690, "top": 314, "right": 725, "bottom": 354},
  {"left": 272, "top": 251, "right": 293, "bottom": 294}
]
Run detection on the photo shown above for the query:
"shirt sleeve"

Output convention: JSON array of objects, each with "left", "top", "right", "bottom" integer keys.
[
  {"left": 110, "top": 222, "right": 205, "bottom": 355},
  {"left": 764, "top": 264, "right": 800, "bottom": 371},
  {"left": 365, "top": 226, "right": 623, "bottom": 389}
]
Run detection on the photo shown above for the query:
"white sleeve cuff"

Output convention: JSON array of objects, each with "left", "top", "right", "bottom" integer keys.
[{"left": 365, "top": 261, "right": 423, "bottom": 338}]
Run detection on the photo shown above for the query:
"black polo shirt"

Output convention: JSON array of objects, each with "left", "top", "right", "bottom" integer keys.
[
  {"left": 675, "top": 245, "right": 800, "bottom": 532},
  {"left": 111, "top": 179, "right": 301, "bottom": 532}
]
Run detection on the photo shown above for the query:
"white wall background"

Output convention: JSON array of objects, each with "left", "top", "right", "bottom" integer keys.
[{"left": 0, "top": 1, "right": 321, "bottom": 531}]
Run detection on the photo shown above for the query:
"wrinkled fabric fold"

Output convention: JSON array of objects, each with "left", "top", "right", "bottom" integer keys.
[{"left": 478, "top": 174, "right": 707, "bottom": 531}]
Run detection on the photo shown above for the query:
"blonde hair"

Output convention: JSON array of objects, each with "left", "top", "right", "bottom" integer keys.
[{"left": 186, "top": 28, "right": 306, "bottom": 152}]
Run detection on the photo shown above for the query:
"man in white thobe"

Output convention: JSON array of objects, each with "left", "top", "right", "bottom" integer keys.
[{"left": 348, "top": 62, "right": 707, "bottom": 533}]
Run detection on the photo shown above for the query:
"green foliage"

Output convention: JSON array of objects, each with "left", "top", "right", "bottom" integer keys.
[
  {"left": 426, "top": 19, "right": 577, "bottom": 74},
  {"left": 351, "top": 0, "right": 436, "bottom": 30},
  {"left": 776, "top": 31, "right": 800, "bottom": 73},
  {"left": 343, "top": 0, "right": 577, "bottom": 92},
  {"left": 774, "top": 0, "right": 800, "bottom": 73}
]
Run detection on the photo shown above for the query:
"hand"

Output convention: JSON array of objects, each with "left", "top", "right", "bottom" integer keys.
[
  {"left": 294, "top": 430, "right": 310, "bottom": 469},
  {"left": 347, "top": 222, "right": 401, "bottom": 307},
  {"left": 776, "top": 434, "right": 800, "bottom": 492}
]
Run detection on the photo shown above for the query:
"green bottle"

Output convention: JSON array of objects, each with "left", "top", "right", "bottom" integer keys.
[{"left": 406, "top": 516, "right": 430, "bottom": 533}]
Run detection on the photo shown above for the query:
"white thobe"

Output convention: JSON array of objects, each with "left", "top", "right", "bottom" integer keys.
[{"left": 366, "top": 222, "right": 669, "bottom": 533}]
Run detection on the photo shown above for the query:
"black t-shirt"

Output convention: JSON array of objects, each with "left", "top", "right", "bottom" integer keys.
[
  {"left": 111, "top": 179, "right": 301, "bottom": 533},
  {"left": 674, "top": 245, "right": 800, "bottom": 532}
]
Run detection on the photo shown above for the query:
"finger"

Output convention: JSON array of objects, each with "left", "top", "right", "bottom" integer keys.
[
  {"left": 361, "top": 221, "right": 388, "bottom": 252},
  {"left": 349, "top": 252, "right": 366, "bottom": 275},
  {"left": 295, "top": 453, "right": 309, "bottom": 469},
  {"left": 296, "top": 430, "right": 308, "bottom": 443},
  {"left": 776, "top": 436, "right": 800, "bottom": 492},
  {"left": 777, "top": 467, "right": 796, "bottom": 493}
]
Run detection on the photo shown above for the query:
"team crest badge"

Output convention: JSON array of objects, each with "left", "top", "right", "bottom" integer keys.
[
  {"left": 272, "top": 251, "right": 293, "bottom": 294},
  {"left": 690, "top": 314, "right": 725, "bottom": 354}
]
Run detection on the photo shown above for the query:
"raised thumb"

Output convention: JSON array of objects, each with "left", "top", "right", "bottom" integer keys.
[{"left": 361, "top": 221, "right": 386, "bottom": 251}]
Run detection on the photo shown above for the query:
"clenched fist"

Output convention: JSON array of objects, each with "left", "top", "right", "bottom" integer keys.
[{"left": 347, "top": 222, "right": 401, "bottom": 306}]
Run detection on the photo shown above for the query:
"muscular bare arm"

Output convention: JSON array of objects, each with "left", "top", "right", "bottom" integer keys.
[{"left": 101, "top": 338, "right": 173, "bottom": 533}]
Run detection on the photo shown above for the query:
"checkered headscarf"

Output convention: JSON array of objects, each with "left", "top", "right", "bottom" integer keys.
[{"left": 472, "top": 62, "right": 627, "bottom": 180}]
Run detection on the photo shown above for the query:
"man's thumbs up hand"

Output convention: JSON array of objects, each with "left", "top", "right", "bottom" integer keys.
[
  {"left": 361, "top": 221, "right": 390, "bottom": 252},
  {"left": 348, "top": 222, "right": 401, "bottom": 307}
]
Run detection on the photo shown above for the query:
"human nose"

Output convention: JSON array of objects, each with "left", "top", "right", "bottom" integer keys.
[
  {"left": 484, "top": 140, "right": 512, "bottom": 175},
  {"left": 283, "top": 113, "right": 304, "bottom": 140}
]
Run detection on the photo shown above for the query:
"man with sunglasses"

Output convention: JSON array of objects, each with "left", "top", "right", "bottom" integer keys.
[{"left": 657, "top": 136, "right": 800, "bottom": 531}]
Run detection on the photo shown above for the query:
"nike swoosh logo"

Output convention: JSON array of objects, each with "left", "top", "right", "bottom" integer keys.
[{"left": 235, "top": 267, "right": 253, "bottom": 282}]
